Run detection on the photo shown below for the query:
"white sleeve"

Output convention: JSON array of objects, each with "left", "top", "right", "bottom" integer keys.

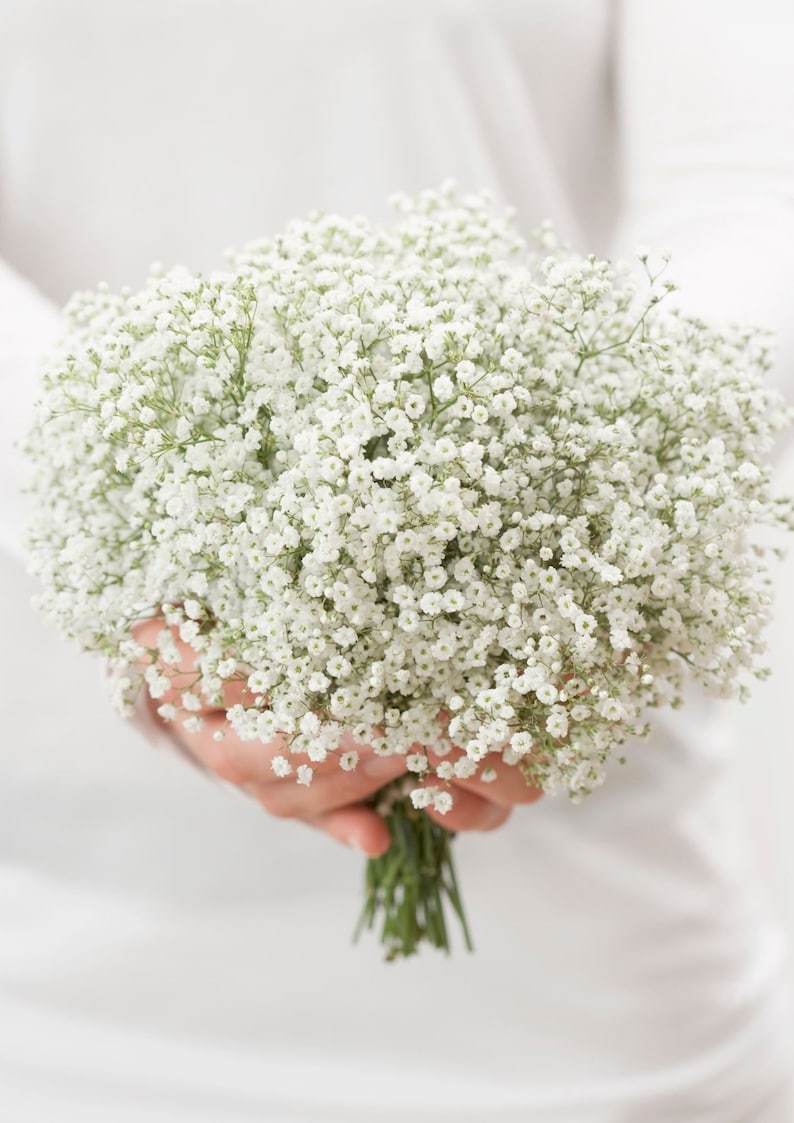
[
  {"left": 611, "top": 0, "right": 794, "bottom": 398},
  {"left": 0, "top": 257, "right": 63, "bottom": 561},
  {"left": 610, "top": 1, "right": 794, "bottom": 919}
]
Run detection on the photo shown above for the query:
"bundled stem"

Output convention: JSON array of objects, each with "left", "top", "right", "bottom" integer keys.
[{"left": 353, "top": 789, "right": 474, "bottom": 960}]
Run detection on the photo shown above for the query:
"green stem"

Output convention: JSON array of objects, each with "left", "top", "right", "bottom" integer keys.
[{"left": 353, "top": 788, "right": 474, "bottom": 960}]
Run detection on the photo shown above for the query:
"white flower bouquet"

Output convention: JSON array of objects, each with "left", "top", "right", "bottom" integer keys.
[{"left": 26, "top": 186, "right": 792, "bottom": 957}]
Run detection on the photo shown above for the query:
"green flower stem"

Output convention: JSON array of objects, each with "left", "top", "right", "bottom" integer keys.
[{"left": 353, "top": 789, "right": 474, "bottom": 960}]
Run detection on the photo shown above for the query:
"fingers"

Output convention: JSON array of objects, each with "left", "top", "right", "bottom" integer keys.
[
  {"left": 424, "top": 785, "right": 513, "bottom": 832},
  {"left": 428, "top": 746, "right": 544, "bottom": 809},
  {"left": 132, "top": 622, "right": 538, "bottom": 848},
  {"left": 132, "top": 618, "right": 202, "bottom": 707},
  {"left": 168, "top": 708, "right": 409, "bottom": 802},
  {"left": 132, "top": 619, "right": 256, "bottom": 712},
  {"left": 167, "top": 710, "right": 285, "bottom": 786},
  {"left": 455, "top": 760, "right": 544, "bottom": 809},
  {"left": 311, "top": 804, "right": 393, "bottom": 857},
  {"left": 154, "top": 702, "right": 409, "bottom": 841},
  {"left": 240, "top": 751, "right": 408, "bottom": 819},
  {"left": 418, "top": 741, "right": 543, "bottom": 833}
]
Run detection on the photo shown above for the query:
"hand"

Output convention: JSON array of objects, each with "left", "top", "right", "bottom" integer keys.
[
  {"left": 421, "top": 739, "right": 544, "bottom": 835},
  {"left": 133, "top": 618, "right": 411, "bottom": 856},
  {"left": 132, "top": 620, "right": 542, "bottom": 855}
]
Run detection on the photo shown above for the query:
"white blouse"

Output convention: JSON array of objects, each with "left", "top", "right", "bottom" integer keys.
[{"left": 1, "top": 2, "right": 794, "bottom": 1120}]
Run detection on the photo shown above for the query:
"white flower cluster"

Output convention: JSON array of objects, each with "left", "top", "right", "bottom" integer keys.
[{"left": 26, "top": 186, "right": 793, "bottom": 801}]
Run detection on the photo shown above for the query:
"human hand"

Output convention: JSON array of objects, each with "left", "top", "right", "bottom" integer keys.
[
  {"left": 132, "top": 620, "right": 542, "bottom": 855},
  {"left": 421, "top": 725, "right": 544, "bottom": 834},
  {"left": 132, "top": 619, "right": 411, "bottom": 856}
]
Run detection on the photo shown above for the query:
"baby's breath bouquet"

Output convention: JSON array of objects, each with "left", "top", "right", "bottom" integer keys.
[{"left": 26, "top": 186, "right": 793, "bottom": 958}]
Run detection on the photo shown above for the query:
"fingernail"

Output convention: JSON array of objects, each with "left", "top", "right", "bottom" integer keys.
[
  {"left": 344, "top": 831, "right": 366, "bottom": 852},
  {"left": 361, "top": 754, "right": 404, "bottom": 780}
]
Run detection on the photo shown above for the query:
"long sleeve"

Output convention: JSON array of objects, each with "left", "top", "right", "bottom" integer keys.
[
  {"left": 0, "top": 258, "right": 63, "bottom": 561},
  {"left": 610, "top": 0, "right": 794, "bottom": 1009},
  {"left": 611, "top": 0, "right": 794, "bottom": 401}
]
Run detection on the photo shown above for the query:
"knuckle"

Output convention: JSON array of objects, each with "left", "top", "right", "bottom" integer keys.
[
  {"left": 262, "top": 799, "right": 296, "bottom": 820},
  {"left": 202, "top": 743, "right": 248, "bottom": 786},
  {"left": 131, "top": 619, "right": 163, "bottom": 648},
  {"left": 257, "top": 782, "right": 315, "bottom": 821}
]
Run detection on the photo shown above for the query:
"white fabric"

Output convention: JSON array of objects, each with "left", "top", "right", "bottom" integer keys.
[
  {"left": 755, "top": 1080, "right": 794, "bottom": 1123},
  {"left": 1, "top": 1, "right": 794, "bottom": 1119}
]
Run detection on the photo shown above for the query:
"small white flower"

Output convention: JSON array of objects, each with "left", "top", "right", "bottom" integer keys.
[
  {"left": 433, "top": 374, "right": 455, "bottom": 400},
  {"left": 545, "top": 707, "right": 569, "bottom": 739},
  {"left": 404, "top": 394, "right": 426, "bottom": 420},
  {"left": 296, "top": 764, "right": 314, "bottom": 786},
  {"left": 432, "top": 790, "right": 454, "bottom": 815},
  {"left": 306, "top": 740, "right": 328, "bottom": 762},
  {"left": 26, "top": 186, "right": 791, "bottom": 813},
  {"left": 432, "top": 437, "right": 457, "bottom": 463},
  {"left": 308, "top": 672, "right": 330, "bottom": 693},
  {"left": 299, "top": 711, "right": 322, "bottom": 736},
  {"left": 184, "top": 599, "right": 204, "bottom": 621},
  {"left": 453, "top": 757, "right": 478, "bottom": 780},
  {"left": 509, "top": 731, "right": 533, "bottom": 755},
  {"left": 419, "top": 591, "right": 445, "bottom": 616},
  {"left": 256, "top": 710, "right": 280, "bottom": 742},
  {"left": 442, "top": 589, "right": 466, "bottom": 612}
]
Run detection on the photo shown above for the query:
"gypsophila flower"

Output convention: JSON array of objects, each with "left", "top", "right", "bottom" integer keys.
[
  {"left": 432, "top": 791, "right": 454, "bottom": 815},
  {"left": 26, "top": 185, "right": 793, "bottom": 815},
  {"left": 25, "top": 189, "right": 794, "bottom": 961},
  {"left": 453, "top": 757, "right": 479, "bottom": 780},
  {"left": 509, "top": 731, "right": 533, "bottom": 756},
  {"left": 296, "top": 764, "right": 314, "bottom": 787}
]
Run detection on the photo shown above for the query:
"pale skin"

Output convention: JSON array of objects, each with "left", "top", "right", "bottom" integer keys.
[{"left": 133, "top": 618, "right": 543, "bottom": 857}]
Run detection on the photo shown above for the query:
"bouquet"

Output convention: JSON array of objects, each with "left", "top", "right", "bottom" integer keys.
[{"left": 25, "top": 186, "right": 793, "bottom": 958}]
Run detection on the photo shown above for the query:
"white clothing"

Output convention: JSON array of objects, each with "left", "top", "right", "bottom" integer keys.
[{"left": 1, "top": 1, "right": 794, "bottom": 1120}]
